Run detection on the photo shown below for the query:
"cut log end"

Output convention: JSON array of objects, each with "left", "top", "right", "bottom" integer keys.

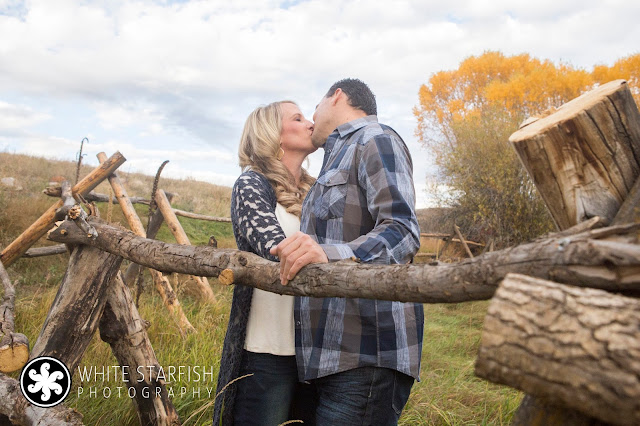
[
  {"left": 219, "top": 269, "right": 234, "bottom": 286},
  {"left": 0, "top": 334, "right": 30, "bottom": 373}
]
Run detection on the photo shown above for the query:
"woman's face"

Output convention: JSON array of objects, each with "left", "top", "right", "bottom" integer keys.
[{"left": 280, "top": 102, "right": 316, "bottom": 156}]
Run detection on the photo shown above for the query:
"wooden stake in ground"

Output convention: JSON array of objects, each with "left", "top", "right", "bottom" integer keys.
[
  {"left": 476, "top": 273, "right": 640, "bottom": 426},
  {"left": 30, "top": 244, "right": 123, "bottom": 372},
  {"left": 0, "top": 262, "right": 29, "bottom": 373},
  {"left": 510, "top": 80, "right": 640, "bottom": 229},
  {"left": 155, "top": 189, "right": 216, "bottom": 303},
  {"left": 0, "top": 151, "right": 126, "bottom": 268},
  {"left": 99, "top": 272, "right": 180, "bottom": 426},
  {"left": 96, "top": 152, "right": 195, "bottom": 334}
]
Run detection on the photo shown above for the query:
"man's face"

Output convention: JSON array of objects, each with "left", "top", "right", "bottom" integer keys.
[{"left": 311, "top": 94, "right": 333, "bottom": 148}]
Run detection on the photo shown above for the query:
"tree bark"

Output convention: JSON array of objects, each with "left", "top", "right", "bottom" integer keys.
[
  {"left": 510, "top": 80, "right": 640, "bottom": 229},
  {"left": 0, "top": 373, "right": 83, "bottom": 425},
  {"left": 0, "top": 151, "right": 126, "bottom": 267},
  {"left": 122, "top": 193, "right": 172, "bottom": 287},
  {"left": 0, "top": 262, "right": 29, "bottom": 373},
  {"left": 47, "top": 217, "right": 640, "bottom": 303},
  {"left": 30, "top": 244, "right": 123, "bottom": 372},
  {"left": 97, "top": 153, "right": 195, "bottom": 334},
  {"left": 475, "top": 273, "right": 640, "bottom": 426},
  {"left": 23, "top": 244, "right": 69, "bottom": 258},
  {"left": 155, "top": 189, "right": 215, "bottom": 303},
  {"left": 99, "top": 272, "right": 180, "bottom": 426}
]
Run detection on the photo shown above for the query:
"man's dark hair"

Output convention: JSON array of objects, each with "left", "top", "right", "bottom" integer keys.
[{"left": 325, "top": 78, "right": 377, "bottom": 116}]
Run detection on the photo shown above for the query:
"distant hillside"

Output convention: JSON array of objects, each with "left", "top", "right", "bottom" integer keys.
[
  {"left": 416, "top": 207, "right": 455, "bottom": 234},
  {"left": 0, "top": 152, "right": 232, "bottom": 218}
]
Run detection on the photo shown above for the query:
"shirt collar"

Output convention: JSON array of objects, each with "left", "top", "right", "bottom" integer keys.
[
  {"left": 336, "top": 115, "right": 378, "bottom": 138},
  {"left": 323, "top": 115, "right": 378, "bottom": 152}
]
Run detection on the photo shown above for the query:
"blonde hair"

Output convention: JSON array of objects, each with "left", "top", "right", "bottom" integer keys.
[{"left": 238, "top": 101, "right": 315, "bottom": 217}]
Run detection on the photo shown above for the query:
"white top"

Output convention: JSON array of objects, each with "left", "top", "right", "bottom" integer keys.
[{"left": 244, "top": 203, "right": 298, "bottom": 355}]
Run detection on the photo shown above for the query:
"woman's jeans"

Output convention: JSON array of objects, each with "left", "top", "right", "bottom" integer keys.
[{"left": 233, "top": 350, "right": 312, "bottom": 425}]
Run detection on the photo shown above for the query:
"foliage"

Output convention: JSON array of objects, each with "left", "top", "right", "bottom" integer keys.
[{"left": 414, "top": 51, "right": 640, "bottom": 246}]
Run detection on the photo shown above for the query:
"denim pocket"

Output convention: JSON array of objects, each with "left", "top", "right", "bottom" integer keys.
[
  {"left": 391, "top": 371, "right": 413, "bottom": 415},
  {"left": 314, "top": 168, "right": 349, "bottom": 220}
]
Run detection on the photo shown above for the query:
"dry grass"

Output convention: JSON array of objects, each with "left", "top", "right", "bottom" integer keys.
[{"left": 0, "top": 152, "right": 521, "bottom": 425}]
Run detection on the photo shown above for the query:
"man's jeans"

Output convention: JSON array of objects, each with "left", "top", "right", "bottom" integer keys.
[{"left": 314, "top": 366, "right": 414, "bottom": 425}]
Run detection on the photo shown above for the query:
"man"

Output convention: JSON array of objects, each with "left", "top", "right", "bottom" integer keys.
[{"left": 270, "top": 78, "right": 423, "bottom": 425}]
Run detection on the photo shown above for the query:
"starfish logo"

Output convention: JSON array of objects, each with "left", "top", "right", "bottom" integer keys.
[{"left": 20, "top": 356, "right": 71, "bottom": 408}]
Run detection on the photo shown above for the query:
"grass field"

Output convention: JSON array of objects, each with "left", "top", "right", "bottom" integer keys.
[{"left": 0, "top": 152, "right": 522, "bottom": 425}]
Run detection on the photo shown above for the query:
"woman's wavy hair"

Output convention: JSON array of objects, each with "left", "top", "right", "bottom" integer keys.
[{"left": 238, "top": 101, "right": 315, "bottom": 217}]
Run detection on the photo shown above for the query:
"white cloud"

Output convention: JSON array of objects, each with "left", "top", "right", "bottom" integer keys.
[
  {"left": 0, "top": 101, "right": 50, "bottom": 130},
  {"left": 1, "top": 0, "right": 639, "bottom": 210}
]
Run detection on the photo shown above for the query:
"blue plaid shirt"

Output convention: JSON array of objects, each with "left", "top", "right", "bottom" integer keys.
[{"left": 295, "top": 115, "right": 424, "bottom": 381}]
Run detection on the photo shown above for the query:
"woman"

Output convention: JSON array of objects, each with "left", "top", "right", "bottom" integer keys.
[{"left": 212, "top": 100, "right": 317, "bottom": 425}]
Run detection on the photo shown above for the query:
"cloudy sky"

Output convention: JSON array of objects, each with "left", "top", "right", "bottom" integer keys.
[{"left": 1, "top": 0, "right": 638, "bottom": 208}]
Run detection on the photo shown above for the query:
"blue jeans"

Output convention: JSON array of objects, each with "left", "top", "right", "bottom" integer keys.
[
  {"left": 233, "top": 350, "right": 314, "bottom": 425},
  {"left": 313, "top": 367, "right": 414, "bottom": 426}
]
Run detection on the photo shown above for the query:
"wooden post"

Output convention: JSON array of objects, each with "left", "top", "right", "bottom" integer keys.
[
  {"left": 510, "top": 80, "right": 640, "bottom": 229},
  {"left": 99, "top": 273, "right": 180, "bottom": 425},
  {"left": 476, "top": 273, "right": 640, "bottom": 426},
  {"left": 0, "top": 262, "right": 29, "bottom": 373},
  {"left": 454, "top": 224, "right": 474, "bottom": 258},
  {"left": 154, "top": 189, "right": 216, "bottom": 303},
  {"left": 96, "top": 153, "right": 195, "bottom": 334},
  {"left": 0, "top": 151, "right": 126, "bottom": 267},
  {"left": 30, "top": 244, "right": 123, "bottom": 372},
  {"left": 508, "top": 80, "right": 640, "bottom": 424}
]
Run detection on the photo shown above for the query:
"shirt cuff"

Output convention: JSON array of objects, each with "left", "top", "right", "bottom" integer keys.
[{"left": 320, "top": 244, "right": 356, "bottom": 262}]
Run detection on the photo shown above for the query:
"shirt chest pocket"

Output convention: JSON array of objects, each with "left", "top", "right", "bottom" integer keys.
[{"left": 314, "top": 168, "right": 349, "bottom": 220}]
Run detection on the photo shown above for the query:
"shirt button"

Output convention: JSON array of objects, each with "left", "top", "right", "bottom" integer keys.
[{"left": 296, "top": 321, "right": 301, "bottom": 326}]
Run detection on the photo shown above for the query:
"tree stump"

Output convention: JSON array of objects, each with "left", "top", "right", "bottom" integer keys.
[
  {"left": 476, "top": 273, "right": 640, "bottom": 426},
  {"left": 510, "top": 80, "right": 640, "bottom": 229}
]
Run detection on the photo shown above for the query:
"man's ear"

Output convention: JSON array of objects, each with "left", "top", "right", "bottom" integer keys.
[{"left": 330, "top": 88, "right": 343, "bottom": 106}]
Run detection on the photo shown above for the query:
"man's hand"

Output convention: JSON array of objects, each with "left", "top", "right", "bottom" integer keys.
[{"left": 269, "top": 231, "right": 328, "bottom": 285}]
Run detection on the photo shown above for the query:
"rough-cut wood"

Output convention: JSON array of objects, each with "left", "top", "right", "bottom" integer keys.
[
  {"left": 0, "top": 373, "right": 83, "bottom": 425},
  {"left": 0, "top": 262, "right": 29, "bottom": 373},
  {"left": 510, "top": 80, "right": 640, "bottom": 229},
  {"left": 476, "top": 273, "right": 640, "bottom": 426},
  {"left": 99, "top": 272, "right": 180, "bottom": 426},
  {"left": 96, "top": 153, "right": 195, "bottom": 334},
  {"left": 420, "top": 233, "right": 484, "bottom": 247},
  {"left": 172, "top": 208, "right": 231, "bottom": 223},
  {"left": 122, "top": 193, "right": 173, "bottom": 287},
  {"left": 48, "top": 217, "right": 640, "bottom": 303},
  {"left": 0, "top": 151, "right": 126, "bottom": 267},
  {"left": 613, "top": 175, "right": 640, "bottom": 225},
  {"left": 44, "top": 186, "right": 156, "bottom": 205},
  {"left": 23, "top": 244, "right": 68, "bottom": 258},
  {"left": 155, "top": 189, "right": 215, "bottom": 303},
  {"left": 510, "top": 80, "right": 640, "bottom": 424},
  {"left": 30, "top": 244, "right": 123, "bottom": 372},
  {"left": 454, "top": 224, "right": 474, "bottom": 258}
]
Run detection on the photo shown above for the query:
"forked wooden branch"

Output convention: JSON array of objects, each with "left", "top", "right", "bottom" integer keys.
[{"left": 48, "top": 217, "right": 640, "bottom": 303}]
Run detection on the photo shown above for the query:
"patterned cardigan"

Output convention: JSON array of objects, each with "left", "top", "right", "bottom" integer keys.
[{"left": 212, "top": 171, "right": 287, "bottom": 426}]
